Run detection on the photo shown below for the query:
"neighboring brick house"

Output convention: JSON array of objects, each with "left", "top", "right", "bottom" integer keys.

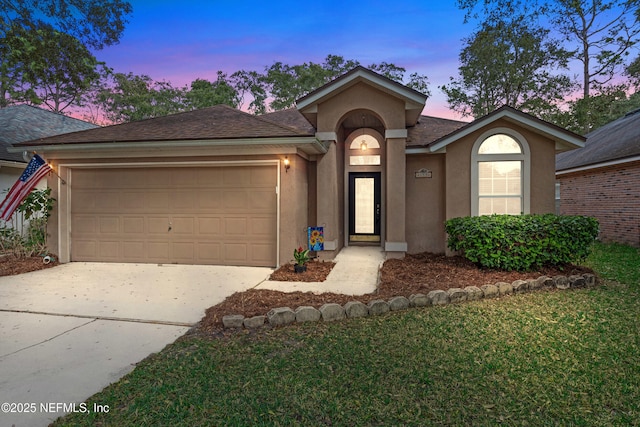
[{"left": 556, "top": 109, "right": 640, "bottom": 247}]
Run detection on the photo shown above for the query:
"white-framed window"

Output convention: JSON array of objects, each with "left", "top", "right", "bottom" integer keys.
[{"left": 471, "top": 128, "right": 530, "bottom": 216}]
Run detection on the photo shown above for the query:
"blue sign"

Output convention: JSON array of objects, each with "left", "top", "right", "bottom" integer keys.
[{"left": 308, "top": 227, "right": 324, "bottom": 251}]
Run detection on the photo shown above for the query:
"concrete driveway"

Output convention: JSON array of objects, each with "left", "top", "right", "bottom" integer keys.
[{"left": 0, "top": 262, "right": 272, "bottom": 427}]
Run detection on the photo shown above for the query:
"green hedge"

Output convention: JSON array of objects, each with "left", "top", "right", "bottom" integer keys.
[{"left": 445, "top": 214, "right": 599, "bottom": 271}]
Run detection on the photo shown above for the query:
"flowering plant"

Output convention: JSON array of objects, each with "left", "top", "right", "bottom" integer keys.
[{"left": 293, "top": 246, "right": 310, "bottom": 265}]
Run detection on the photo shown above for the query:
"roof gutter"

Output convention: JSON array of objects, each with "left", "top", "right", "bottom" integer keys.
[
  {"left": 0, "top": 159, "right": 27, "bottom": 168},
  {"left": 405, "top": 147, "right": 433, "bottom": 154},
  {"left": 556, "top": 154, "right": 640, "bottom": 175},
  {"left": 8, "top": 136, "right": 327, "bottom": 156},
  {"left": 429, "top": 109, "right": 585, "bottom": 153}
]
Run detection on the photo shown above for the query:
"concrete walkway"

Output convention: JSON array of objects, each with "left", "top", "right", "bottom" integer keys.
[
  {"left": 0, "top": 247, "right": 384, "bottom": 426},
  {"left": 257, "top": 246, "right": 385, "bottom": 295}
]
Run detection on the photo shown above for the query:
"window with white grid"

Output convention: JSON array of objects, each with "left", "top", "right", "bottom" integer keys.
[{"left": 471, "top": 131, "right": 530, "bottom": 216}]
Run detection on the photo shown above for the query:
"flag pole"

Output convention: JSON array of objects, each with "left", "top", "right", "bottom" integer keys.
[
  {"left": 49, "top": 168, "right": 66, "bottom": 185},
  {"left": 31, "top": 151, "right": 66, "bottom": 185}
]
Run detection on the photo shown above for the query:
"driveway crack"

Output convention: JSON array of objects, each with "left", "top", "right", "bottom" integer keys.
[
  {"left": 0, "top": 318, "right": 98, "bottom": 359},
  {"left": 0, "top": 309, "right": 194, "bottom": 327}
]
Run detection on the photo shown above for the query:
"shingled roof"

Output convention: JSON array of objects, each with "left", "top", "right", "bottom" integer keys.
[
  {"left": 14, "top": 104, "right": 313, "bottom": 148},
  {"left": 260, "top": 108, "right": 468, "bottom": 147},
  {"left": 407, "top": 115, "right": 468, "bottom": 147},
  {"left": 0, "top": 105, "right": 97, "bottom": 162},
  {"left": 13, "top": 103, "right": 464, "bottom": 150},
  {"left": 13, "top": 103, "right": 582, "bottom": 156},
  {"left": 556, "top": 108, "right": 640, "bottom": 171},
  {"left": 261, "top": 108, "right": 316, "bottom": 134}
]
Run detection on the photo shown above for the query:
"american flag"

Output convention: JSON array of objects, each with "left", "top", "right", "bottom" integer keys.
[{"left": 0, "top": 154, "right": 52, "bottom": 221}]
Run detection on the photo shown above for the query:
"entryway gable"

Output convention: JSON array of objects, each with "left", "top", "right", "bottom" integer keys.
[
  {"left": 302, "top": 67, "right": 428, "bottom": 261},
  {"left": 313, "top": 83, "right": 408, "bottom": 134},
  {"left": 297, "top": 66, "right": 428, "bottom": 130}
]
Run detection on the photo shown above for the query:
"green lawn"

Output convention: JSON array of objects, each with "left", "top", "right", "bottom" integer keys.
[{"left": 54, "top": 243, "right": 640, "bottom": 426}]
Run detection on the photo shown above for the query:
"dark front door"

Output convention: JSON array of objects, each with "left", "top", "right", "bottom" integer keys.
[{"left": 349, "top": 172, "right": 381, "bottom": 243}]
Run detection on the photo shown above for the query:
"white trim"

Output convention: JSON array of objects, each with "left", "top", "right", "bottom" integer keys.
[
  {"left": 34, "top": 146, "right": 313, "bottom": 161},
  {"left": 430, "top": 108, "right": 585, "bottom": 153},
  {"left": 58, "top": 160, "right": 280, "bottom": 267},
  {"left": 297, "top": 68, "right": 427, "bottom": 110},
  {"left": 0, "top": 160, "right": 27, "bottom": 168},
  {"left": 58, "top": 166, "right": 67, "bottom": 262},
  {"left": 8, "top": 136, "right": 325, "bottom": 156},
  {"left": 405, "top": 147, "right": 431, "bottom": 154},
  {"left": 556, "top": 155, "right": 640, "bottom": 175},
  {"left": 315, "top": 132, "right": 338, "bottom": 142},
  {"left": 58, "top": 165, "right": 72, "bottom": 263},
  {"left": 276, "top": 161, "right": 281, "bottom": 267},
  {"left": 385, "top": 129, "right": 408, "bottom": 139},
  {"left": 59, "top": 159, "right": 280, "bottom": 168},
  {"left": 471, "top": 128, "right": 531, "bottom": 216}
]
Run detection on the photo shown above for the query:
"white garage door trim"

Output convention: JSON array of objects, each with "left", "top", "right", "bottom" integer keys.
[{"left": 57, "top": 160, "right": 281, "bottom": 266}]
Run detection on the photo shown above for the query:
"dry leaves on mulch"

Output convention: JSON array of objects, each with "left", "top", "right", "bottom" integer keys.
[
  {"left": 198, "top": 252, "right": 594, "bottom": 334},
  {"left": 268, "top": 261, "right": 335, "bottom": 282},
  {"left": 0, "top": 255, "right": 58, "bottom": 276}
]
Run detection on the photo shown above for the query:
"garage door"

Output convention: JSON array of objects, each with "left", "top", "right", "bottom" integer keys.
[{"left": 70, "top": 165, "right": 277, "bottom": 266}]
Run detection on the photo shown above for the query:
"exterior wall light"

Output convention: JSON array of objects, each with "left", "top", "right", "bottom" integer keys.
[{"left": 283, "top": 156, "right": 290, "bottom": 172}]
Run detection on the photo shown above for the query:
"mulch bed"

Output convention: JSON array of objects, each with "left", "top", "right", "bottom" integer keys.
[
  {"left": 268, "top": 260, "right": 336, "bottom": 282},
  {"left": 0, "top": 251, "right": 595, "bottom": 335},
  {"left": 198, "top": 252, "right": 594, "bottom": 334},
  {"left": 0, "top": 254, "right": 58, "bottom": 276}
]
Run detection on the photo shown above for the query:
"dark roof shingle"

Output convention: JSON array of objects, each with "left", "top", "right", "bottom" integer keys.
[
  {"left": 0, "top": 105, "right": 97, "bottom": 161},
  {"left": 407, "top": 115, "right": 468, "bottom": 147},
  {"left": 556, "top": 109, "right": 640, "bottom": 170},
  {"left": 260, "top": 108, "right": 316, "bottom": 134},
  {"left": 15, "top": 104, "right": 314, "bottom": 148}
]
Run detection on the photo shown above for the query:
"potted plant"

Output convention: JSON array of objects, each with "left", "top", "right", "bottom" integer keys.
[{"left": 293, "top": 246, "right": 310, "bottom": 273}]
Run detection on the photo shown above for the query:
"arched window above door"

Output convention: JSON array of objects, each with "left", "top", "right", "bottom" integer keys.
[
  {"left": 350, "top": 134, "right": 380, "bottom": 151},
  {"left": 349, "top": 133, "right": 381, "bottom": 166}
]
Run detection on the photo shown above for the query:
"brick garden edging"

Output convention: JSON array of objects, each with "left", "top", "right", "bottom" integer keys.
[{"left": 221, "top": 273, "right": 598, "bottom": 329}]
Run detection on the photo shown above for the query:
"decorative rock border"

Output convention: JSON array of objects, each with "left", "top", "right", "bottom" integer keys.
[{"left": 221, "top": 273, "right": 598, "bottom": 330}]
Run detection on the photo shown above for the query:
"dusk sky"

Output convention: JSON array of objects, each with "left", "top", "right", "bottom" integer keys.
[{"left": 96, "top": 0, "right": 472, "bottom": 120}]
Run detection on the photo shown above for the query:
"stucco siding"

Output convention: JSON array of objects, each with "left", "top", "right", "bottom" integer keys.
[
  {"left": 445, "top": 120, "right": 558, "bottom": 219},
  {"left": 386, "top": 138, "right": 406, "bottom": 245},
  {"left": 280, "top": 154, "right": 310, "bottom": 264},
  {"left": 316, "top": 82, "right": 406, "bottom": 132},
  {"left": 445, "top": 136, "right": 473, "bottom": 220},
  {"left": 406, "top": 154, "right": 446, "bottom": 253},
  {"left": 519, "top": 126, "right": 557, "bottom": 214}
]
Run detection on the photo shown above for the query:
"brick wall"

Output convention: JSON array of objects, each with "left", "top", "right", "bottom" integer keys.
[{"left": 558, "top": 160, "right": 640, "bottom": 248}]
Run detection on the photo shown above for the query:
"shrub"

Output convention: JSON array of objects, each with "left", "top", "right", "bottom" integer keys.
[
  {"left": 0, "top": 188, "right": 55, "bottom": 257},
  {"left": 445, "top": 214, "right": 599, "bottom": 271}
]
